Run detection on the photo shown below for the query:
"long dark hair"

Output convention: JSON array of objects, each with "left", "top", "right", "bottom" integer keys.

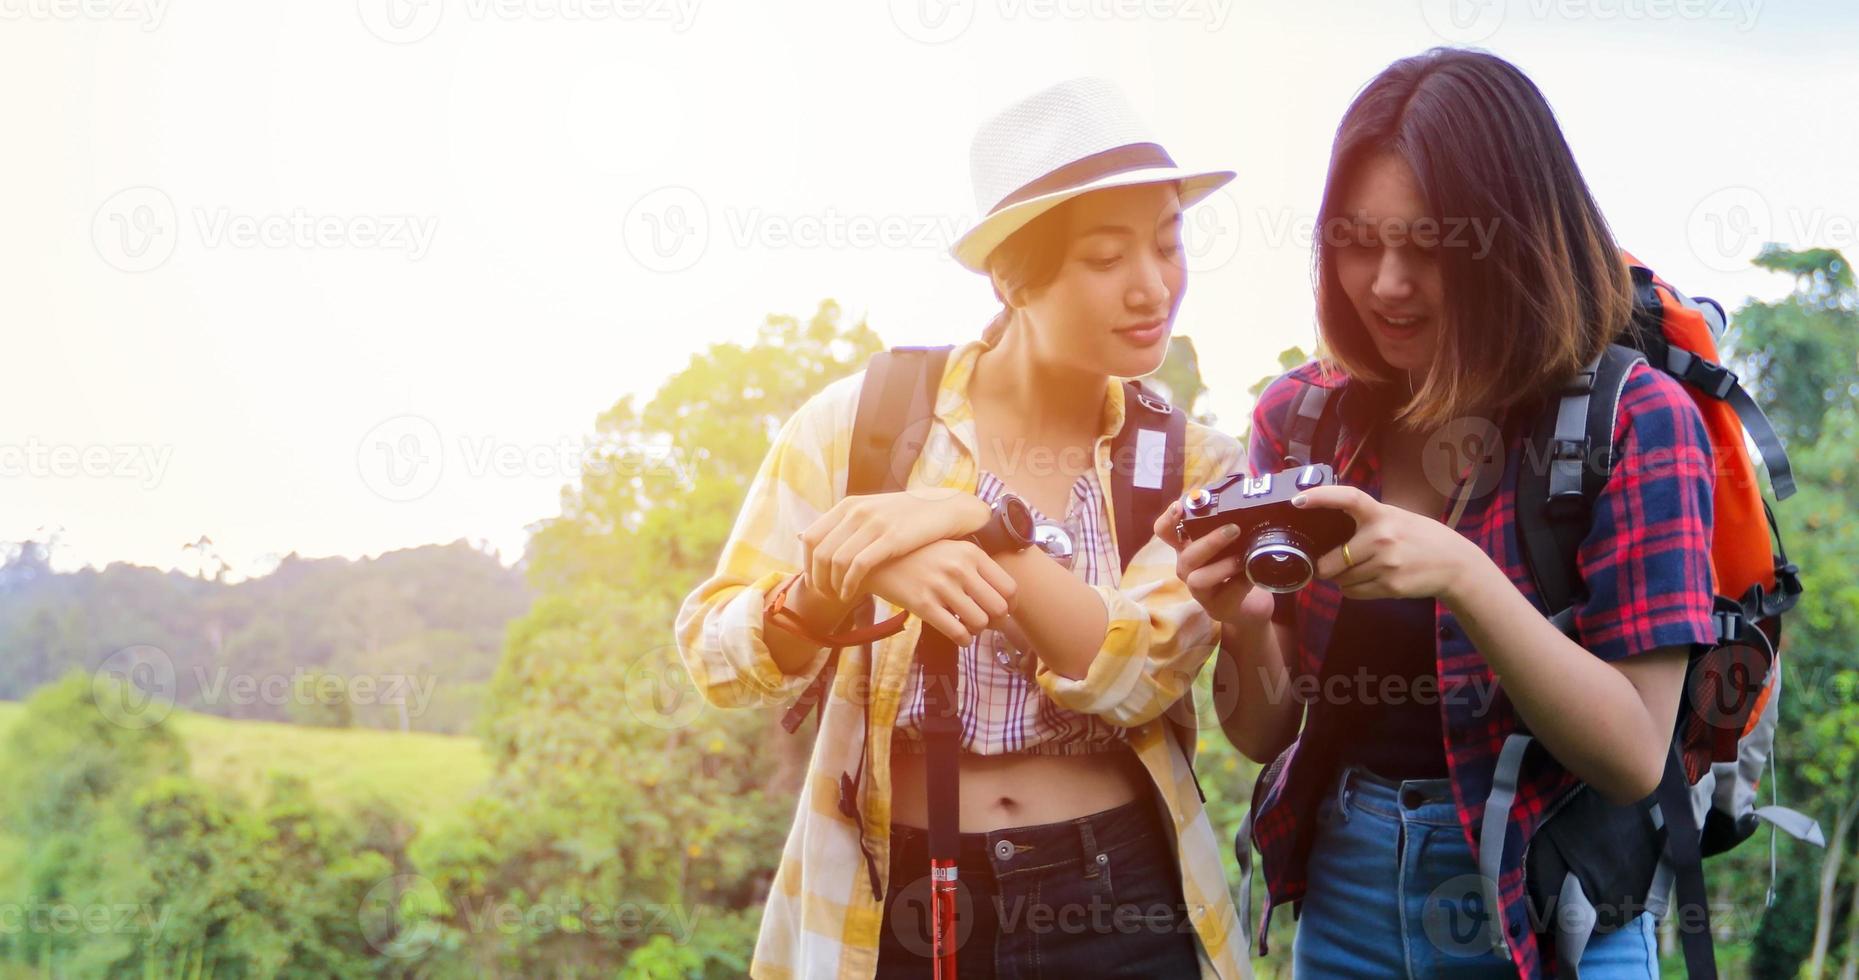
[{"left": 1314, "top": 47, "right": 1633, "bottom": 428}]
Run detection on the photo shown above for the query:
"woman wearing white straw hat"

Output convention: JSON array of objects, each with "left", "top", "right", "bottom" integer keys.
[{"left": 677, "top": 77, "right": 1254, "bottom": 978}]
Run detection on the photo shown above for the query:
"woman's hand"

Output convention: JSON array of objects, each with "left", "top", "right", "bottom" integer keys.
[
  {"left": 1154, "top": 501, "right": 1277, "bottom": 628},
  {"left": 864, "top": 539, "right": 1016, "bottom": 647},
  {"left": 801, "top": 491, "right": 991, "bottom": 602},
  {"left": 1294, "top": 485, "right": 1491, "bottom": 601}
]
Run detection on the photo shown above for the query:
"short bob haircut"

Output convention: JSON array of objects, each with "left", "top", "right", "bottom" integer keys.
[{"left": 1314, "top": 47, "right": 1634, "bottom": 429}]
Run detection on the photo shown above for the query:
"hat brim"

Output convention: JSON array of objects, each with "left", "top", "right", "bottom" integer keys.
[{"left": 950, "top": 166, "right": 1237, "bottom": 273}]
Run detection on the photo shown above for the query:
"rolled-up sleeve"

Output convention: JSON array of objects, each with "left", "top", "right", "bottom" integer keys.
[
  {"left": 1035, "top": 423, "right": 1244, "bottom": 727},
  {"left": 1572, "top": 364, "right": 1718, "bottom": 663},
  {"left": 673, "top": 375, "right": 858, "bottom": 708}
]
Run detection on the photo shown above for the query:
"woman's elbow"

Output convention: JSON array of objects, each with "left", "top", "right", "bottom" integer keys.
[
  {"left": 1591, "top": 749, "right": 1666, "bottom": 807},
  {"left": 1222, "top": 716, "right": 1295, "bottom": 767}
]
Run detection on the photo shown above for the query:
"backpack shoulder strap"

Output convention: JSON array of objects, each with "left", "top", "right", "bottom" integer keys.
[
  {"left": 848, "top": 345, "right": 954, "bottom": 496},
  {"left": 1280, "top": 378, "right": 1340, "bottom": 468},
  {"left": 781, "top": 345, "right": 952, "bottom": 737},
  {"left": 1517, "top": 343, "right": 1644, "bottom": 633},
  {"left": 1112, "top": 379, "right": 1205, "bottom": 804},
  {"left": 1109, "top": 380, "right": 1188, "bottom": 572}
]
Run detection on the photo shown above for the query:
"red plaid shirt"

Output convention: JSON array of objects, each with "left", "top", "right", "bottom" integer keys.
[{"left": 1244, "top": 358, "right": 1718, "bottom": 978}]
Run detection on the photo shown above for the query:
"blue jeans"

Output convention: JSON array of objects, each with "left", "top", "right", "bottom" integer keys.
[{"left": 1292, "top": 764, "right": 1661, "bottom": 978}]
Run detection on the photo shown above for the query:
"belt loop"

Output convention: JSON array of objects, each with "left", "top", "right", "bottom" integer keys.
[
  {"left": 1334, "top": 766, "right": 1353, "bottom": 824},
  {"left": 1078, "top": 816, "right": 1104, "bottom": 879}
]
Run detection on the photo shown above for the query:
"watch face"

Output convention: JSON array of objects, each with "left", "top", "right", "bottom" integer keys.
[{"left": 1001, "top": 495, "right": 1035, "bottom": 543}]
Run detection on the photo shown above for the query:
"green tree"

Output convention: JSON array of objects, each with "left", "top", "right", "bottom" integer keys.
[
  {"left": 421, "top": 301, "right": 880, "bottom": 975},
  {"left": 1726, "top": 245, "right": 1859, "bottom": 448},
  {"left": 1719, "top": 246, "right": 1859, "bottom": 978}
]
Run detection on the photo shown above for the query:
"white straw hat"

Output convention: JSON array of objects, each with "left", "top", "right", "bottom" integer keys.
[{"left": 951, "top": 77, "right": 1236, "bottom": 273}]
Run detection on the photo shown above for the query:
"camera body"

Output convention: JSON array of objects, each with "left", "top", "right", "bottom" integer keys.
[{"left": 1175, "top": 463, "right": 1357, "bottom": 593}]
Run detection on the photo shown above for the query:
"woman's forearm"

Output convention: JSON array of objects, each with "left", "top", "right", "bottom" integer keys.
[
  {"left": 770, "top": 493, "right": 991, "bottom": 675},
  {"left": 990, "top": 547, "right": 1109, "bottom": 679},
  {"left": 1216, "top": 618, "right": 1301, "bottom": 764},
  {"left": 1443, "top": 553, "right": 1670, "bottom": 805}
]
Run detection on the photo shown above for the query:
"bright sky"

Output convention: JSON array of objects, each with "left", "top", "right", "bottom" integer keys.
[{"left": 4, "top": 0, "right": 1855, "bottom": 576}]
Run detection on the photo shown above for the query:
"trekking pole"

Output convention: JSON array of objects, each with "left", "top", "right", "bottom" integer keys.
[{"left": 917, "top": 629, "right": 961, "bottom": 979}]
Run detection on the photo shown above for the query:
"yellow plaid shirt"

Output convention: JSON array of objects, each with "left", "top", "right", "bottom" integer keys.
[{"left": 675, "top": 340, "right": 1253, "bottom": 980}]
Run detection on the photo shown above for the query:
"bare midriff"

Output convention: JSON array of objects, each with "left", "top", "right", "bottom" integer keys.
[{"left": 888, "top": 741, "right": 1150, "bottom": 832}]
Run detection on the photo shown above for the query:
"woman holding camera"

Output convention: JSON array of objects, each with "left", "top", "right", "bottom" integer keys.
[
  {"left": 1162, "top": 49, "right": 1716, "bottom": 978},
  {"left": 677, "top": 78, "right": 1251, "bottom": 978}
]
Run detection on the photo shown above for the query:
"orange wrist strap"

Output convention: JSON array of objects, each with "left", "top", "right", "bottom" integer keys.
[{"left": 765, "top": 573, "right": 909, "bottom": 648}]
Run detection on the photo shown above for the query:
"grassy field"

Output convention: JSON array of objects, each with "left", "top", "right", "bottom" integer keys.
[{"left": 0, "top": 699, "right": 489, "bottom": 833}]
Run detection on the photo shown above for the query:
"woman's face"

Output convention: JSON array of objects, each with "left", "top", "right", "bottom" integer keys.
[
  {"left": 1005, "top": 182, "right": 1185, "bottom": 379},
  {"left": 1334, "top": 153, "right": 1445, "bottom": 377}
]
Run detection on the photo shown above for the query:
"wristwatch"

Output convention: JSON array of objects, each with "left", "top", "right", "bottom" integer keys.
[
  {"left": 1033, "top": 520, "right": 1076, "bottom": 571},
  {"left": 964, "top": 494, "right": 1036, "bottom": 555}
]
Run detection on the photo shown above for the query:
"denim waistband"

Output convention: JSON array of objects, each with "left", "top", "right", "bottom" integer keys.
[
  {"left": 889, "top": 797, "right": 1165, "bottom": 883},
  {"left": 1324, "top": 763, "right": 1460, "bottom": 827}
]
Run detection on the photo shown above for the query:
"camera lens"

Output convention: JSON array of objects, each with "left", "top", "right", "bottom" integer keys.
[{"left": 1244, "top": 524, "right": 1316, "bottom": 593}]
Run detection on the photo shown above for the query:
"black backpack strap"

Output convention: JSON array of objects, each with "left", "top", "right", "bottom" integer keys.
[
  {"left": 781, "top": 345, "right": 952, "bottom": 738},
  {"left": 1654, "top": 742, "right": 1720, "bottom": 980},
  {"left": 1281, "top": 380, "right": 1338, "bottom": 469},
  {"left": 1516, "top": 343, "right": 1643, "bottom": 635},
  {"left": 1111, "top": 380, "right": 1205, "bottom": 803},
  {"left": 850, "top": 346, "right": 954, "bottom": 497},
  {"left": 1110, "top": 380, "right": 1189, "bottom": 572}
]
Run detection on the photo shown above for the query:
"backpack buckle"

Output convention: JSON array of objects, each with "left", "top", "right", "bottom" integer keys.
[
  {"left": 1545, "top": 491, "right": 1591, "bottom": 522},
  {"left": 1666, "top": 348, "right": 1738, "bottom": 400},
  {"left": 1550, "top": 436, "right": 1590, "bottom": 462},
  {"left": 1713, "top": 609, "right": 1746, "bottom": 645},
  {"left": 1554, "top": 370, "right": 1598, "bottom": 396},
  {"left": 1133, "top": 388, "right": 1173, "bottom": 415}
]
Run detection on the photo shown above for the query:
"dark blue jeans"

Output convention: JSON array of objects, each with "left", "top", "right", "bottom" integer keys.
[{"left": 876, "top": 797, "right": 1201, "bottom": 979}]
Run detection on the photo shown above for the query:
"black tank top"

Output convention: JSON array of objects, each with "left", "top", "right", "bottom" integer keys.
[{"left": 1315, "top": 595, "right": 1450, "bottom": 780}]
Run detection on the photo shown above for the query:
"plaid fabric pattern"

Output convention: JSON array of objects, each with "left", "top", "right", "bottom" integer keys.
[
  {"left": 675, "top": 340, "right": 1252, "bottom": 980},
  {"left": 893, "top": 468, "right": 1133, "bottom": 756},
  {"left": 1243, "top": 358, "right": 1717, "bottom": 979}
]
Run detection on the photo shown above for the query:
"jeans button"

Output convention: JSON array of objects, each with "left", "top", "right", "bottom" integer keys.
[
  {"left": 993, "top": 839, "right": 1014, "bottom": 861},
  {"left": 1401, "top": 787, "right": 1424, "bottom": 809}
]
